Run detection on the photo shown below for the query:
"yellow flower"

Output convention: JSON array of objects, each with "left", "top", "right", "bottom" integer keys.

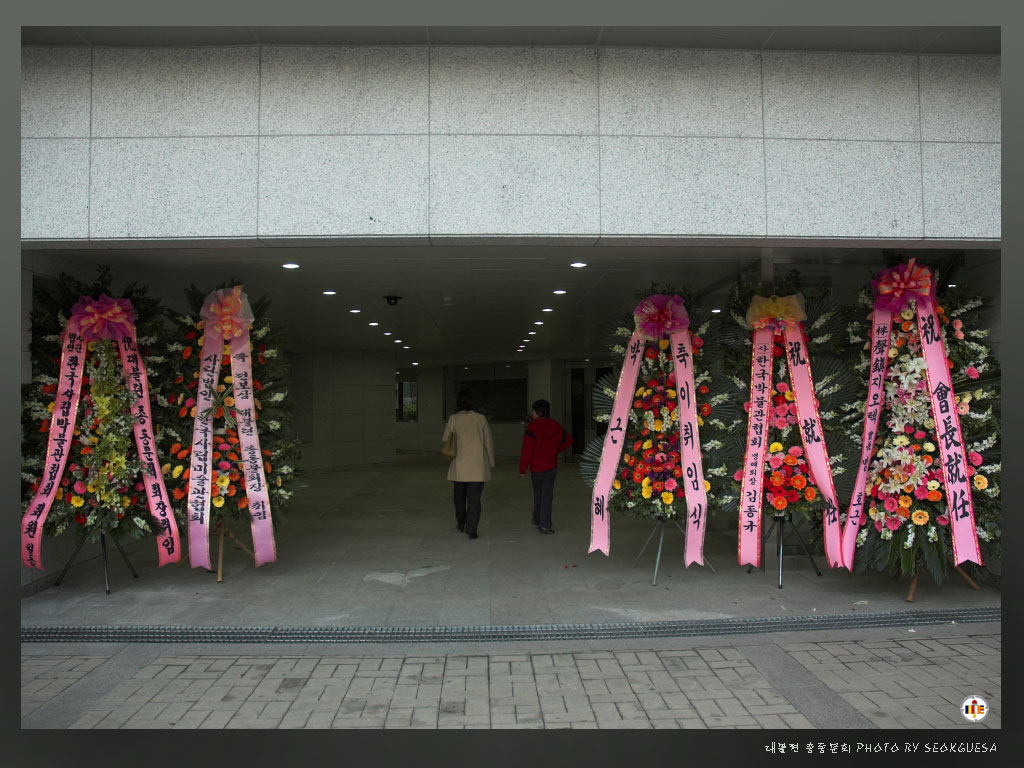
[
  {"left": 47, "top": 402, "right": 55, "bottom": 413},
  {"left": 216, "top": 384, "right": 226, "bottom": 393},
  {"left": 636, "top": 386, "right": 646, "bottom": 396},
  {"left": 70, "top": 495, "right": 84, "bottom": 507},
  {"left": 661, "top": 492, "right": 674, "bottom": 504},
  {"left": 224, "top": 397, "right": 235, "bottom": 407},
  {"left": 222, "top": 344, "right": 231, "bottom": 356},
  {"left": 666, "top": 389, "right": 676, "bottom": 399},
  {"left": 888, "top": 348, "right": 898, "bottom": 358},
  {"left": 703, "top": 480, "right": 711, "bottom": 491},
  {"left": 613, "top": 479, "right": 621, "bottom": 490},
  {"left": 893, "top": 435, "right": 910, "bottom": 447},
  {"left": 172, "top": 465, "right": 184, "bottom": 478},
  {"left": 641, "top": 486, "right": 652, "bottom": 499},
  {"left": 653, "top": 419, "right": 664, "bottom": 432},
  {"left": 276, "top": 476, "right": 282, "bottom": 487},
  {"left": 642, "top": 440, "right": 653, "bottom": 450},
  {"left": 122, "top": 497, "right": 131, "bottom": 508},
  {"left": 697, "top": 415, "right": 704, "bottom": 427},
  {"left": 217, "top": 475, "right": 231, "bottom": 488},
  {"left": 868, "top": 507, "right": 879, "bottom": 520},
  {"left": 55, "top": 488, "right": 63, "bottom": 500},
  {"left": 923, "top": 442, "right": 936, "bottom": 453},
  {"left": 658, "top": 339, "right": 670, "bottom": 350},
  {"left": 912, "top": 509, "right": 929, "bottom": 525},
  {"left": 224, "top": 375, "right": 233, "bottom": 383},
  {"left": 900, "top": 308, "right": 914, "bottom": 321},
  {"left": 974, "top": 475, "right": 989, "bottom": 490},
  {"left": 642, "top": 476, "right": 652, "bottom": 487},
  {"left": 645, "top": 388, "right": 653, "bottom": 396},
  {"left": 86, "top": 482, "right": 97, "bottom": 493},
  {"left": 161, "top": 463, "right": 171, "bottom": 475},
  {"left": 769, "top": 442, "right": 783, "bottom": 453},
  {"left": 927, "top": 480, "right": 940, "bottom": 491},
  {"left": 785, "top": 391, "right": 795, "bottom": 402},
  {"left": 898, "top": 495, "right": 912, "bottom": 508},
  {"left": 212, "top": 496, "right": 225, "bottom": 508},
  {"left": 623, "top": 454, "right": 632, "bottom": 464}
]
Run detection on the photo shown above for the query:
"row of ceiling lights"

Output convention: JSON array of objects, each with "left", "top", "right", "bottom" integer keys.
[
  {"left": 282, "top": 261, "right": 419, "bottom": 365},
  {"left": 515, "top": 262, "right": 583, "bottom": 353}
]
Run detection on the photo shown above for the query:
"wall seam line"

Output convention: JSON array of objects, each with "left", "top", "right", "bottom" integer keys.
[
  {"left": 917, "top": 54, "right": 927, "bottom": 240},
  {"left": 760, "top": 50, "right": 769, "bottom": 241}
]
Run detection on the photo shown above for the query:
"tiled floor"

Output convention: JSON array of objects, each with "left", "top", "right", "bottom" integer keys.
[{"left": 22, "top": 631, "right": 1000, "bottom": 729}]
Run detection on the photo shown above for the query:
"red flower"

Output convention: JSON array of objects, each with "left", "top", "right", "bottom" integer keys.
[
  {"left": 644, "top": 347, "right": 658, "bottom": 359},
  {"left": 699, "top": 403, "right": 711, "bottom": 417},
  {"left": 42, "top": 384, "right": 57, "bottom": 394},
  {"left": 75, "top": 513, "right": 87, "bottom": 525},
  {"left": 672, "top": 466, "right": 682, "bottom": 478},
  {"left": 634, "top": 400, "right": 643, "bottom": 408},
  {"left": 698, "top": 385, "right": 709, "bottom": 395},
  {"left": 185, "top": 331, "right": 197, "bottom": 340},
  {"left": 253, "top": 381, "right": 263, "bottom": 391},
  {"left": 39, "top": 419, "right": 50, "bottom": 433},
  {"left": 692, "top": 336, "right": 703, "bottom": 349}
]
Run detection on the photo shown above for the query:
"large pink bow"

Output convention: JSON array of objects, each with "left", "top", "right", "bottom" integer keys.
[
  {"left": 871, "top": 258, "right": 935, "bottom": 313},
  {"left": 633, "top": 294, "right": 689, "bottom": 339},
  {"left": 70, "top": 295, "right": 136, "bottom": 341},
  {"left": 201, "top": 286, "right": 253, "bottom": 340}
]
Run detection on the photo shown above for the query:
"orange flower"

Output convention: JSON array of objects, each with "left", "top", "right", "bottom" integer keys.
[
  {"left": 211, "top": 471, "right": 219, "bottom": 483},
  {"left": 227, "top": 485, "right": 237, "bottom": 497},
  {"left": 791, "top": 475, "right": 807, "bottom": 490},
  {"left": 227, "top": 452, "right": 239, "bottom": 462},
  {"left": 264, "top": 461, "right": 272, "bottom": 474},
  {"left": 261, "top": 449, "right": 272, "bottom": 457},
  {"left": 897, "top": 508, "right": 910, "bottom": 519},
  {"left": 212, "top": 451, "right": 221, "bottom": 460},
  {"left": 900, "top": 321, "right": 914, "bottom": 332},
  {"left": 237, "top": 496, "right": 249, "bottom": 509},
  {"left": 770, "top": 472, "right": 785, "bottom": 486},
  {"left": 771, "top": 496, "right": 788, "bottom": 510},
  {"left": 176, "top": 449, "right": 189, "bottom": 460},
  {"left": 229, "top": 471, "right": 240, "bottom": 482},
  {"left": 183, "top": 468, "right": 190, "bottom": 479},
  {"left": 922, "top": 455, "right": 933, "bottom": 466},
  {"left": 182, "top": 347, "right": 192, "bottom": 359},
  {"left": 898, "top": 495, "right": 912, "bottom": 508},
  {"left": 171, "top": 487, "right": 186, "bottom": 500},
  {"left": 170, "top": 443, "right": 182, "bottom": 454},
  {"left": 783, "top": 455, "right": 797, "bottom": 466},
  {"left": 804, "top": 487, "right": 816, "bottom": 501},
  {"left": 228, "top": 436, "right": 239, "bottom": 444},
  {"left": 215, "top": 407, "right": 224, "bottom": 419},
  {"left": 903, "top": 484, "right": 914, "bottom": 494},
  {"left": 927, "top": 490, "right": 942, "bottom": 502}
]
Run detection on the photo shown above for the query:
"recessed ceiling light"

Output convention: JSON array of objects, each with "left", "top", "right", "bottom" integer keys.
[
  {"left": 528, "top": 331, "right": 537, "bottom": 335},
  {"left": 368, "top": 321, "right": 378, "bottom": 326},
  {"left": 553, "top": 289, "right": 566, "bottom": 295},
  {"left": 516, "top": 349, "right": 524, "bottom": 352},
  {"left": 570, "top": 262, "right": 587, "bottom": 268},
  {"left": 282, "top": 263, "right": 300, "bottom": 269},
  {"left": 322, "top": 290, "right": 336, "bottom": 295},
  {"left": 711, "top": 308, "right": 722, "bottom": 314},
  {"left": 534, "top": 321, "right": 544, "bottom": 325},
  {"left": 542, "top": 308, "right": 553, "bottom": 312},
  {"left": 505, "top": 365, "right": 510, "bottom": 368},
  {"left": 394, "top": 339, "right": 402, "bottom": 343},
  {"left": 412, "top": 362, "right": 419, "bottom": 366},
  {"left": 384, "top": 332, "right": 392, "bottom": 336},
  {"left": 402, "top": 345, "right": 410, "bottom": 349},
  {"left": 349, "top": 309, "right": 361, "bottom": 314},
  {"left": 948, "top": 283, "right": 957, "bottom": 288},
  {"left": 584, "top": 358, "right": 590, "bottom": 362},
  {"left": 464, "top": 366, "right": 469, "bottom": 370}
]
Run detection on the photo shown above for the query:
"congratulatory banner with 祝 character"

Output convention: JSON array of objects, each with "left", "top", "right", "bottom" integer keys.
[
  {"left": 20, "top": 273, "right": 180, "bottom": 570},
  {"left": 840, "top": 259, "right": 1000, "bottom": 583}
]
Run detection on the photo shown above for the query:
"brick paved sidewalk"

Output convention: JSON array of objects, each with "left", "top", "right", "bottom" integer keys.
[{"left": 22, "top": 629, "right": 1000, "bottom": 729}]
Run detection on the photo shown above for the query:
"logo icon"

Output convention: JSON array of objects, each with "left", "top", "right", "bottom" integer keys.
[{"left": 961, "top": 695, "right": 988, "bottom": 722}]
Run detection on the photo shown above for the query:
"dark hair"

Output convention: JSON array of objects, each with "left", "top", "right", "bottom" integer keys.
[
  {"left": 456, "top": 389, "right": 474, "bottom": 411},
  {"left": 532, "top": 399, "right": 550, "bottom": 418}
]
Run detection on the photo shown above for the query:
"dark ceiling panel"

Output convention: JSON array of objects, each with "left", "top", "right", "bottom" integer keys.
[
  {"left": 21, "top": 27, "right": 91, "bottom": 46},
  {"left": 921, "top": 26, "right": 1001, "bottom": 54},
  {"left": 598, "top": 26, "right": 777, "bottom": 49},
  {"left": 764, "top": 26, "right": 946, "bottom": 53},
  {"left": 252, "top": 26, "right": 429, "bottom": 45},
  {"left": 425, "top": 26, "right": 602, "bottom": 45},
  {"left": 72, "top": 26, "right": 259, "bottom": 46}
]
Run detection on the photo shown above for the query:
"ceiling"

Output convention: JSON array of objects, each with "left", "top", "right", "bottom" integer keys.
[
  {"left": 21, "top": 26, "right": 1000, "bottom": 54},
  {"left": 23, "top": 244, "right": 981, "bottom": 368}
]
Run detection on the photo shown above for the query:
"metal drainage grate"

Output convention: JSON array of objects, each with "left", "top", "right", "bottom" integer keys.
[{"left": 21, "top": 606, "right": 999, "bottom": 644}]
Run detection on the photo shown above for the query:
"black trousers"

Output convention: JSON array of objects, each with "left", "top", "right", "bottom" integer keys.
[
  {"left": 453, "top": 481, "right": 484, "bottom": 534},
  {"left": 531, "top": 468, "right": 557, "bottom": 529}
]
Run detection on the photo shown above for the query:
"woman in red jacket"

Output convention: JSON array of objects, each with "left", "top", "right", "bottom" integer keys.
[{"left": 519, "top": 399, "right": 573, "bottom": 534}]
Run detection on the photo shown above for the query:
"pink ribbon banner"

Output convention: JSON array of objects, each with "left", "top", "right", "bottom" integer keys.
[
  {"left": 669, "top": 330, "right": 710, "bottom": 566},
  {"left": 738, "top": 329, "right": 773, "bottom": 567},
  {"left": 589, "top": 294, "right": 710, "bottom": 561},
  {"left": 783, "top": 325, "right": 844, "bottom": 568},
  {"left": 738, "top": 296, "right": 844, "bottom": 569},
  {"left": 839, "top": 309, "right": 892, "bottom": 570},
  {"left": 840, "top": 260, "right": 981, "bottom": 568},
  {"left": 187, "top": 286, "right": 276, "bottom": 569},
  {"left": 21, "top": 296, "right": 181, "bottom": 569}
]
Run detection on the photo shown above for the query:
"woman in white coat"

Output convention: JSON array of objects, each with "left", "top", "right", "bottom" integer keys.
[{"left": 441, "top": 389, "right": 495, "bottom": 539}]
